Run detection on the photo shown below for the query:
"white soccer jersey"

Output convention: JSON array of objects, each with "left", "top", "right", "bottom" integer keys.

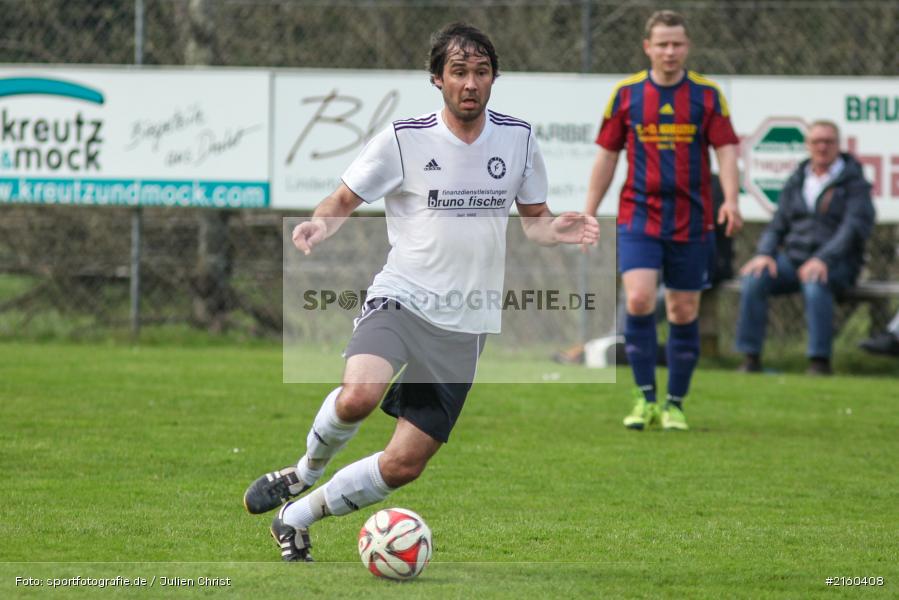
[{"left": 341, "top": 109, "right": 548, "bottom": 334}]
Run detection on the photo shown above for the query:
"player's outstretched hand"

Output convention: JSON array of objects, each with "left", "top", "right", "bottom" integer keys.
[
  {"left": 292, "top": 220, "right": 327, "bottom": 255},
  {"left": 740, "top": 255, "right": 777, "bottom": 278},
  {"left": 717, "top": 200, "right": 743, "bottom": 237},
  {"left": 552, "top": 212, "right": 600, "bottom": 247}
]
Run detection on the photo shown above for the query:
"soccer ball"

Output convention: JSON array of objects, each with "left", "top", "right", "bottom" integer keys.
[{"left": 358, "top": 508, "right": 432, "bottom": 580}]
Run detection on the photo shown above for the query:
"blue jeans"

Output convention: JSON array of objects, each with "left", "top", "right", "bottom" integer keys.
[{"left": 736, "top": 254, "right": 855, "bottom": 358}]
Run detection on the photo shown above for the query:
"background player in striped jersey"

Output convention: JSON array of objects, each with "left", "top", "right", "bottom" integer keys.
[
  {"left": 243, "top": 23, "right": 599, "bottom": 561},
  {"left": 585, "top": 10, "right": 742, "bottom": 431}
]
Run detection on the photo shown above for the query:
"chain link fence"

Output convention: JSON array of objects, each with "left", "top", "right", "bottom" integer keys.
[
  {"left": 1, "top": 0, "right": 897, "bottom": 360},
  {"left": 3, "top": 0, "right": 897, "bottom": 74}
]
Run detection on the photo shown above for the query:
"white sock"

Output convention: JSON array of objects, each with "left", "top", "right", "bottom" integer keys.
[
  {"left": 283, "top": 452, "right": 393, "bottom": 530},
  {"left": 282, "top": 487, "right": 328, "bottom": 530},
  {"left": 324, "top": 452, "right": 393, "bottom": 516},
  {"left": 296, "top": 387, "right": 361, "bottom": 486}
]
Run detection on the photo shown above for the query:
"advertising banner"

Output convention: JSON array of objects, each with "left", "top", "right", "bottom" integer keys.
[
  {"left": 730, "top": 77, "right": 898, "bottom": 221},
  {"left": 272, "top": 70, "right": 897, "bottom": 221},
  {"left": 271, "top": 70, "right": 619, "bottom": 214},
  {"left": 0, "top": 67, "right": 270, "bottom": 208},
  {"left": 2, "top": 66, "right": 894, "bottom": 221},
  {"left": 272, "top": 70, "right": 434, "bottom": 209}
]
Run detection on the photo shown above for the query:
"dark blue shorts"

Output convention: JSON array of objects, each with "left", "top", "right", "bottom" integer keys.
[
  {"left": 343, "top": 297, "right": 487, "bottom": 443},
  {"left": 618, "top": 228, "right": 715, "bottom": 292}
]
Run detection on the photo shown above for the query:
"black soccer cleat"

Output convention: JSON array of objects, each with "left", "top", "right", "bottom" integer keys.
[
  {"left": 859, "top": 332, "right": 899, "bottom": 356},
  {"left": 243, "top": 466, "right": 311, "bottom": 514},
  {"left": 271, "top": 502, "right": 314, "bottom": 562}
]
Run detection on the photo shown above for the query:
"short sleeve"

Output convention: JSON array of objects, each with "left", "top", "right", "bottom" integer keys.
[
  {"left": 340, "top": 127, "right": 404, "bottom": 203},
  {"left": 595, "top": 87, "right": 628, "bottom": 152},
  {"left": 516, "top": 131, "right": 548, "bottom": 205},
  {"left": 707, "top": 89, "right": 739, "bottom": 148}
]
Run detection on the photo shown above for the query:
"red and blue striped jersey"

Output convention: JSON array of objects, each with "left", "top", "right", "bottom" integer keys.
[{"left": 597, "top": 70, "right": 739, "bottom": 242}]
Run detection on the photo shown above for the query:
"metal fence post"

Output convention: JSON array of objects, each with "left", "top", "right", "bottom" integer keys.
[
  {"left": 130, "top": 0, "right": 145, "bottom": 340},
  {"left": 579, "top": 0, "right": 593, "bottom": 344}
]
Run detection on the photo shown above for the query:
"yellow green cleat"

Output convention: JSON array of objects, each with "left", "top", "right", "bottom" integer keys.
[
  {"left": 623, "top": 391, "right": 661, "bottom": 430},
  {"left": 662, "top": 402, "right": 689, "bottom": 431}
]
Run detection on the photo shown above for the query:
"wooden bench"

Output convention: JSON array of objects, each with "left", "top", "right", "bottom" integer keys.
[
  {"left": 717, "top": 278, "right": 899, "bottom": 301},
  {"left": 699, "top": 279, "right": 899, "bottom": 357}
]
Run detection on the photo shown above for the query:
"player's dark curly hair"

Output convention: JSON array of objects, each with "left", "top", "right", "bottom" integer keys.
[{"left": 428, "top": 22, "right": 499, "bottom": 86}]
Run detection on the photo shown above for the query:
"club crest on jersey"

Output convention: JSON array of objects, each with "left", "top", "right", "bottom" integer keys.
[
  {"left": 487, "top": 156, "right": 506, "bottom": 179},
  {"left": 424, "top": 158, "right": 441, "bottom": 171}
]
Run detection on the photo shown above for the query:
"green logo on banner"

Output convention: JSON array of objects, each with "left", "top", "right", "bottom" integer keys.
[
  {"left": 754, "top": 127, "right": 805, "bottom": 153},
  {"left": 744, "top": 118, "right": 808, "bottom": 211},
  {"left": 846, "top": 95, "right": 898, "bottom": 122},
  {"left": 0, "top": 77, "right": 105, "bottom": 104}
]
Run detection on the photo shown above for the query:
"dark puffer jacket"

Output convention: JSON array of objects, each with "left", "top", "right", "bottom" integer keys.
[{"left": 756, "top": 153, "right": 875, "bottom": 278}]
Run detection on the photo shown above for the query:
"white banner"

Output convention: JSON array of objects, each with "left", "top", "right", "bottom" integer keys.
[
  {"left": 2, "top": 66, "right": 895, "bottom": 221},
  {"left": 272, "top": 70, "right": 434, "bottom": 209},
  {"left": 272, "top": 69, "right": 897, "bottom": 222},
  {"left": 730, "top": 77, "right": 898, "bottom": 221},
  {"left": 271, "top": 70, "right": 623, "bottom": 214},
  {"left": 0, "top": 67, "right": 270, "bottom": 208}
]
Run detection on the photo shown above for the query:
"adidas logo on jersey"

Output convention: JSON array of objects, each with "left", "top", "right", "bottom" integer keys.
[
  {"left": 424, "top": 159, "right": 441, "bottom": 171},
  {"left": 659, "top": 103, "right": 675, "bottom": 115}
]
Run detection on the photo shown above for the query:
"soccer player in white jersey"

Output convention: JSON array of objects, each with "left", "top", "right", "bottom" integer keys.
[{"left": 243, "top": 22, "right": 599, "bottom": 562}]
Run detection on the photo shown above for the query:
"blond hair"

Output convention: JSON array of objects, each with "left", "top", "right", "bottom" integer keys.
[{"left": 644, "top": 10, "right": 688, "bottom": 39}]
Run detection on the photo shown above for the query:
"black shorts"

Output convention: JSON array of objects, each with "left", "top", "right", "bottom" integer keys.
[{"left": 344, "top": 297, "right": 487, "bottom": 443}]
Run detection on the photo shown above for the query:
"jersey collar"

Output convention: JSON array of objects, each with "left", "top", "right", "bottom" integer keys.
[
  {"left": 647, "top": 69, "right": 688, "bottom": 90},
  {"left": 436, "top": 108, "right": 494, "bottom": 147}
]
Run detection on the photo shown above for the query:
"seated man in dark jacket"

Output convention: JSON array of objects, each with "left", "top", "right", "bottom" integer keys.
[{"left": 735, "top": 120, "right": 875, "bottom": 375}]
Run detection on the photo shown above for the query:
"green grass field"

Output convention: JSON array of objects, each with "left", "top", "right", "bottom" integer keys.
[{"left": 1, "top": 341, "right": 897, "bottom": 599}]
